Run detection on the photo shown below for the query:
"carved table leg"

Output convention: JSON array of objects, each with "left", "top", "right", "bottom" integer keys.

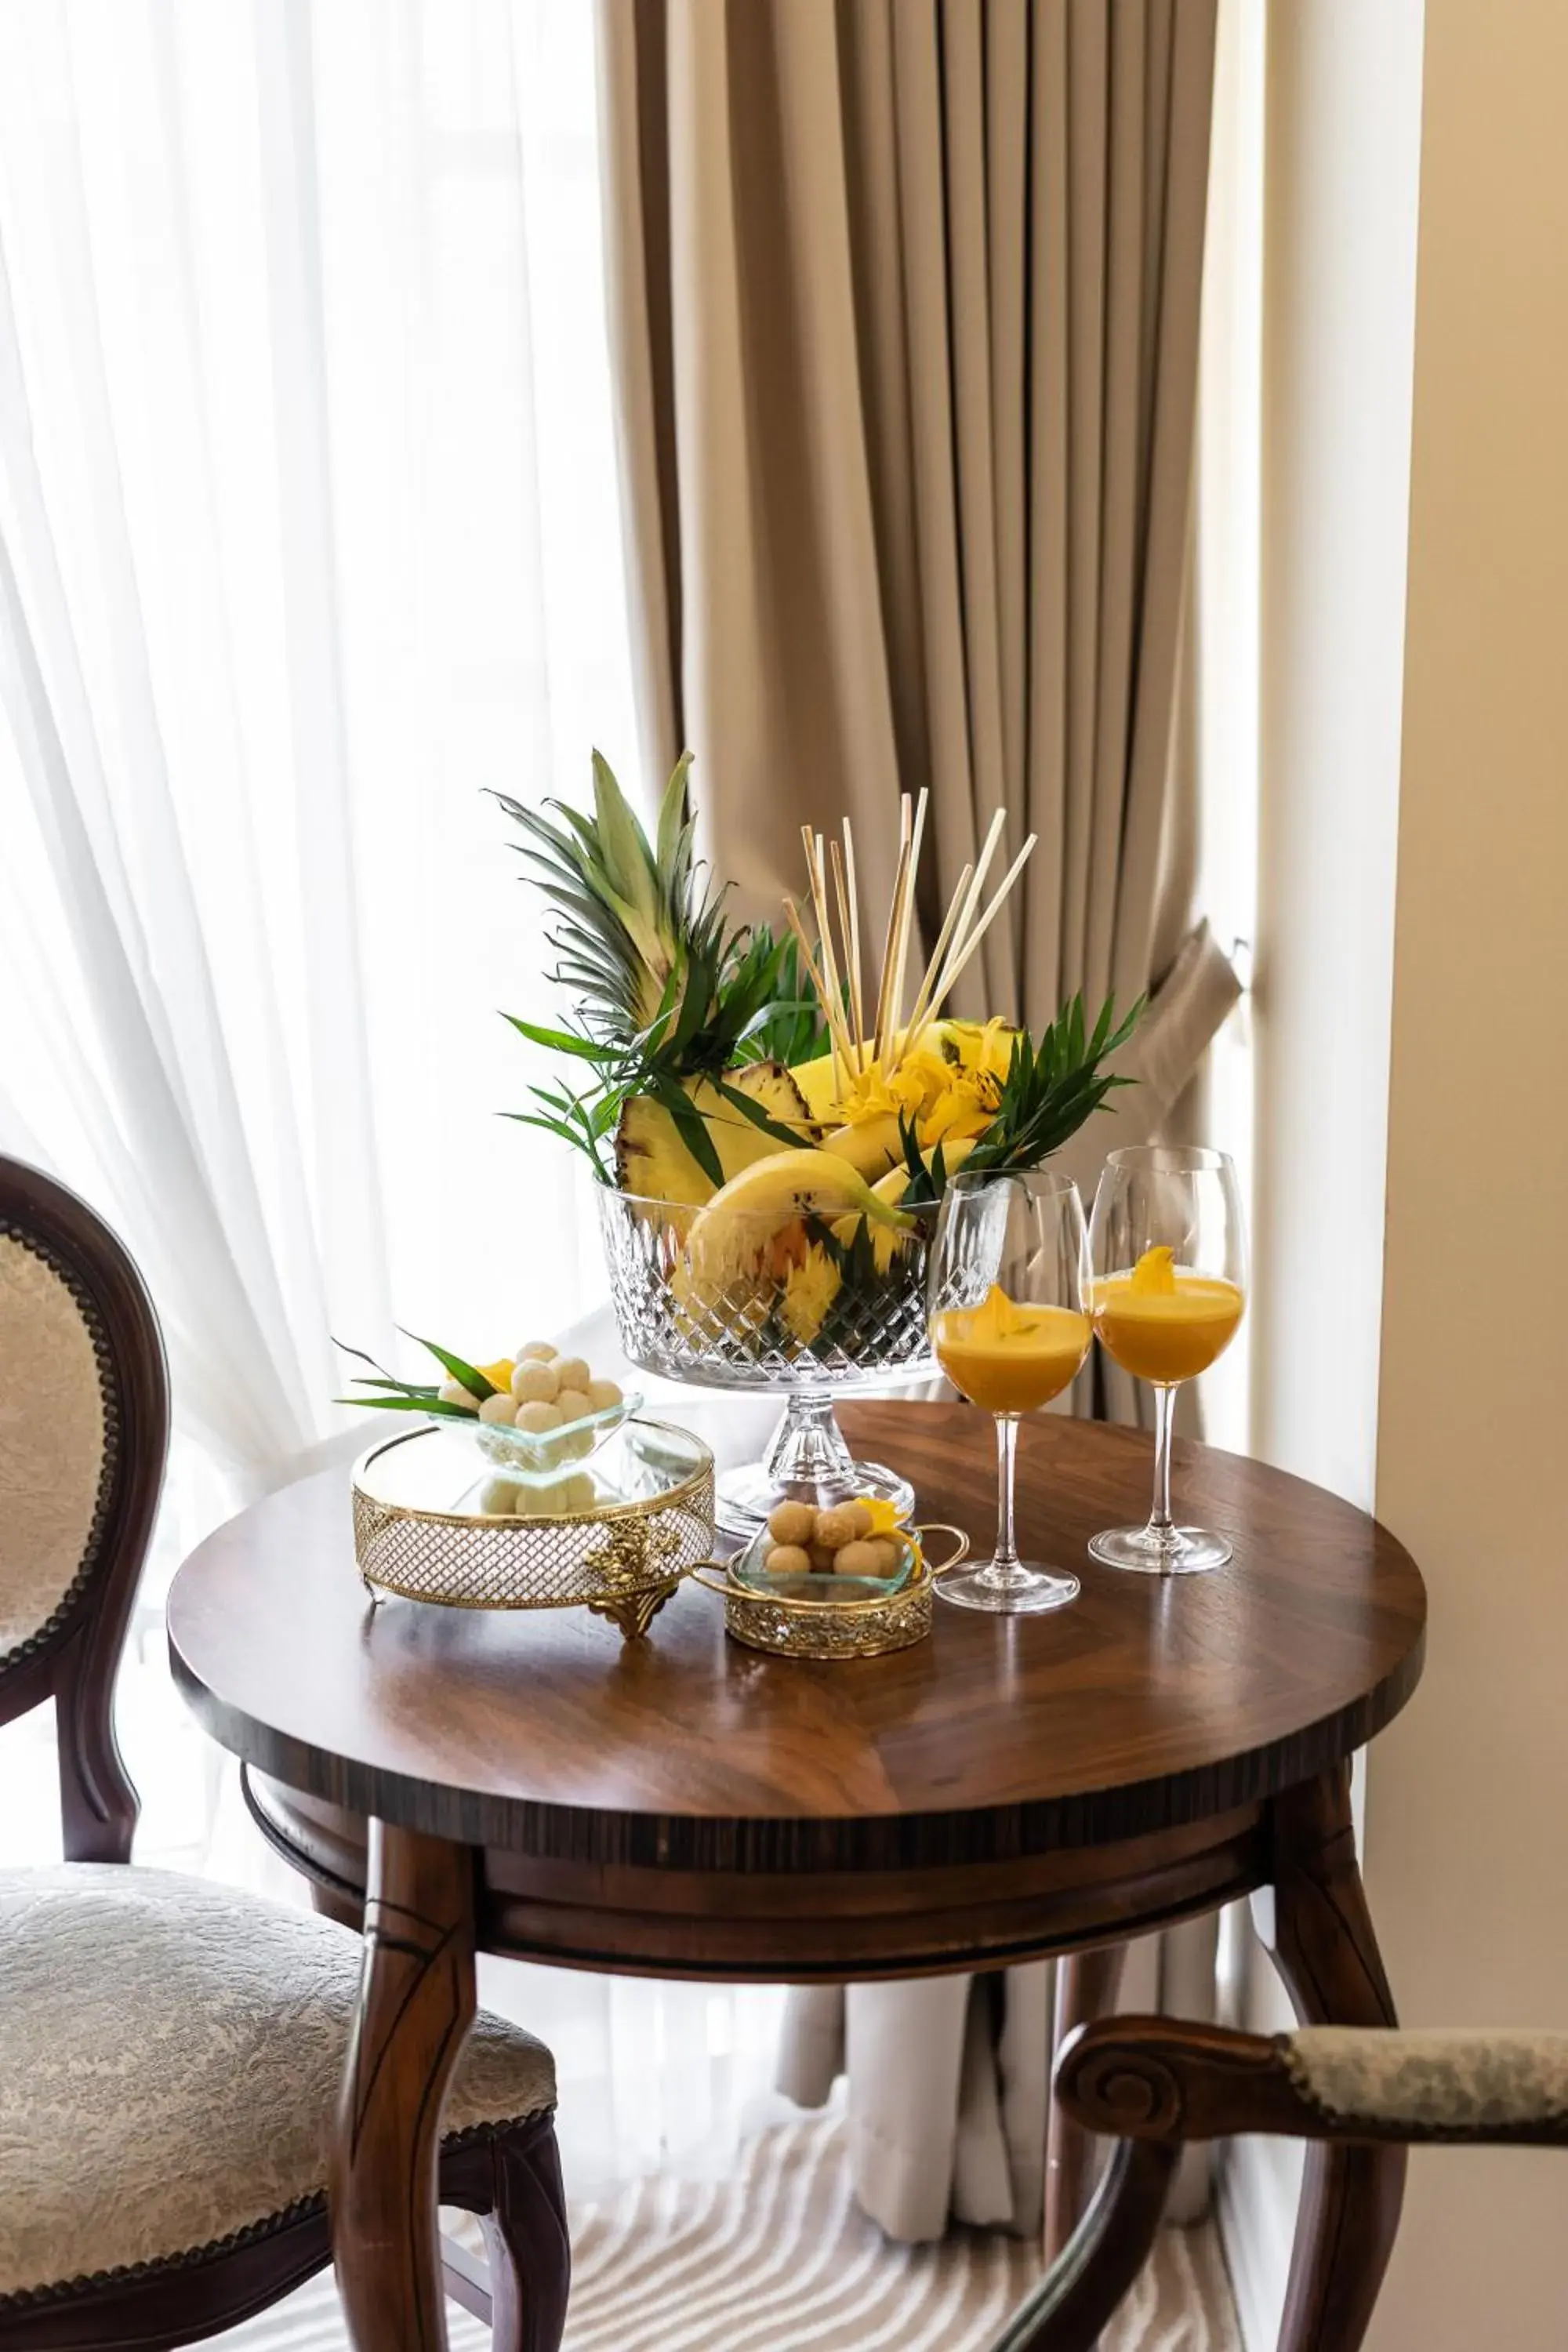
[
  {"left": 330, "top": 1820, "right": 477, "bottom": 2352},
  {"left": 1260, "top": 1766, "right": 1405, "bottom": 2352},
  {"left": 1044, "top": 1942, "right": 1129, "bottom": 2261}
]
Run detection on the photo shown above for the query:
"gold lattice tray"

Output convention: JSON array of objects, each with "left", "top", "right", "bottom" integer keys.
[{"left": 350, "top": 1418, "right": 715, "bottom": 1641}]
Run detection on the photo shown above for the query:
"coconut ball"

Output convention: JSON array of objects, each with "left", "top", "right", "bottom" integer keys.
[
  {"left": 764, "top": 1543, "right": 813, "bottom": 1578},
  {"left": 767, "top": 1501, "right": 817, "bottom": 1548},
  {"left": 554, "top": 1386, "right": 594, "bottom": 1425},
  {"left": 437, "top": 1377, "right": 480, "bottom": 1411},
  {"left": 478, "top": 1475, "right": 521, "bottom": 1514},
  {"left": 586, "top": 1377, "right": 624, "bottom": 1414},
  {"left": 841, "top": 1500, "right": 875, "bottom": 1540},
  {"left": 812, "top": 1504, "right": 863, "bottom": 1552},
  {"left": 551, "top": 1355, "right": 592, "bottom": 1395},
  {"left": 477, "top": 1391, "right": 517, "bottom": 1425},
  {"left": 837, "top": 1537, "right": 901, "bottom": 1579},
  {"left": 511, "top": 1359, "right": 561, "bottom": 1404},
  {"left": 514, "top": 1399, "right": 564, "bottom": 1435},
  {"left": 534, "top": 1471, "right": 593, "bottom": 1516},
  {"left": 808, "top": 1542, "right": 838, "bottom": 1573},
  {"left": 515, "top": 1339, "right": 557, "bottom": 1362}
]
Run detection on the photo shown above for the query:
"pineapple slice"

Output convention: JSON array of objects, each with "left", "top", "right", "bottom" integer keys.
[
  {"left": 787, "top": 1040, "right": 875, "bottom": 1123},
  {"left": 613, "top": 1061, "right": 810, "bottom": 1206}
]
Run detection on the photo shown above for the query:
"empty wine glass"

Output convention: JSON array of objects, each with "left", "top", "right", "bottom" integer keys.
[
  {"left": 927, "top": 1169, "right": 1093, "bottom": 1615},
  {"left": 1087, "top": 1145, "right": 1247, "bottom": 1573}
]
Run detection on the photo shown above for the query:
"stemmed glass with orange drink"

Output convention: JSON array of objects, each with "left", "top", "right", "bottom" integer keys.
[
  {"left": 1087, "top": 1145, "right": 1247, "bottom": 1573},
  {"left": 927, "top": 1170, "right": 1093, "bottom": 1614}
]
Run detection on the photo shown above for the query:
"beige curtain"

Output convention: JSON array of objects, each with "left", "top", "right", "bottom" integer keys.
[{"left": 597, "top": 0, "right": 1230, "bottom": 2244}]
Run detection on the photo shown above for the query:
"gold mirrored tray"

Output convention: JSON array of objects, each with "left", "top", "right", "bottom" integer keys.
[{"left": 350, "top": 1417, "right": 715, "bottom": 1641}]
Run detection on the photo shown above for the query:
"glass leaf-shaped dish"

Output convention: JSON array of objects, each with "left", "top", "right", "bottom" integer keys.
[{"left": 441, "top": 1391, "right": 642, "bottom": 1485}]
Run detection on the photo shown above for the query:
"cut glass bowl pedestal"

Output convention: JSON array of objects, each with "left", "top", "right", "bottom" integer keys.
[{"left": 598, "top": 1187, "right": 937, "bottom": 1537}]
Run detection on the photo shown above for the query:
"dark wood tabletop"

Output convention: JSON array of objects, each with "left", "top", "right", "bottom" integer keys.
[
  {"left": 165, "top": 1397, "right": 1428, "bottom": 2352},
  {"left": 169, "top": 1400, "right": 1424, "bottom": 1870}
]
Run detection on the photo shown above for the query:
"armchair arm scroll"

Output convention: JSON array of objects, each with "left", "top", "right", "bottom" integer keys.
[{"left": 1055, "top": 2016, "right": 1568, "bottom": 2150}]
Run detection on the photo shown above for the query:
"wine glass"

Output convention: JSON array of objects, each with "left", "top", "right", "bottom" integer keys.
[
  {"left": 1087, "top": 1145, "right": 1247, "bottom": 1573},
  {"left": 927, "top": 1169, "right": 1093, "bottom": 1614}
]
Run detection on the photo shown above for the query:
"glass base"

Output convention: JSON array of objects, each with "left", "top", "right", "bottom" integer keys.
[
  {"left": 935, "top": 1559, "right": 1080, "bottom": 1616},
  {"left": 1087, "top": 1523, "right": 1233, "bottom": 1574},
  {"left": 716, "top": 1455, "right": 916, "bottom": 1538}
]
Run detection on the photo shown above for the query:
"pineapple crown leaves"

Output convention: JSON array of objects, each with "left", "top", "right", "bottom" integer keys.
[
  {"left": 495, "top": 752, "right": 829, "bottom": 1182},
  {"left": 492, "top": 750, "right": 735, "bottom": 1049},
  {"left": 492, "top": 750, "right": 821, "bottom": 1092},
  {"left": 963, "top": 991, "right": 1145, "bottom": 1176}
]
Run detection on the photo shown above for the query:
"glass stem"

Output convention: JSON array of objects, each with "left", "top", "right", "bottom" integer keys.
[
  {"left": 1150, "top": 1383, "right": 1175, "bottom": 1537},
  {"left": 985, "top": 1412, "right": 1025, "bottom": 1586}
]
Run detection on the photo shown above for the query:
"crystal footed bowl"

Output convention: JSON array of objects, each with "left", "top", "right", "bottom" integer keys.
[{"left": 598, "top": 1186, "right": 938, "bottom": 1535}]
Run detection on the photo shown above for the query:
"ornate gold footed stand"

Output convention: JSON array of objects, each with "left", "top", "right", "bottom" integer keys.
[{"left": 350, "top": 1418, "right": 714, "bottom": 1643}]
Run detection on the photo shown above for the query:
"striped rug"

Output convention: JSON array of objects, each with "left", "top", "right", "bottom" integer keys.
[{"left": 217, "top": 2111, "right": 1238, "bottom": 2350}]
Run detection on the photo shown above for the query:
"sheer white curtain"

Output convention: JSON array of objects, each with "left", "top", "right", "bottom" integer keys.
[{"left": 0, "top": 0, "right": 782, "bottom": 2198}]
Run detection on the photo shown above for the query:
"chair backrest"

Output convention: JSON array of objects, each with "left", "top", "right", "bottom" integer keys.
[{"left": 0, "top": 1158, "right": 168, "bottom": 1861}]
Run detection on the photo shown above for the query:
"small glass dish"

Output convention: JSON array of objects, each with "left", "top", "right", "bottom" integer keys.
[
  {"left": 450, "top": 1391, "right": 642, "bottom": 1485},
  {"left": 729, "top": 1521, "right": 920, "bottom": 1605},
  {"left": 692, "top": 1521, "right": 968, "bottom": 1660}
]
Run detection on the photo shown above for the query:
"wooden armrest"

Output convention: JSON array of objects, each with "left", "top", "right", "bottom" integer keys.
[{"left": 1056, "top": 2016, "right": 1568, "bottom": 2149}]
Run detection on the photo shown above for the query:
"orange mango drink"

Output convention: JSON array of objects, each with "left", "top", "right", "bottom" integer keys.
[
  {"left": 931, "top": 1284, "right": 1092, "bottom": 1414},
  {"left": 1092, "top": 1245, "right": 1243, "bottom": 1385}
]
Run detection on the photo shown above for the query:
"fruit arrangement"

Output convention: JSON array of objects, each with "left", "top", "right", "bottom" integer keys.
[
  {"left": 760, "top": 1494, "right": 906, "bottom": 1583},
  {"left": 502, "top": 757, "right": 1141, "bottom": 1360}
]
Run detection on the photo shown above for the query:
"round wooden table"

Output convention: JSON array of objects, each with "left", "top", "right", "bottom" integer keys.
[{"left": 167, "top": 1400, "right": 1425, "bottom": 2352}]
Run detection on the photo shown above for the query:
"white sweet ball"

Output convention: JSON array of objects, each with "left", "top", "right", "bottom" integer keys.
[
  {"left": 511, "top": 1359, "right": 561, "bottom": 1404},
  {"left": 514, "top": 1399, "right": 564, "bottom": 1435},
  {"left": 585, "top": 1378, "right": 623, "bottom": 1413},
  {"left": 550, "top": 1356, "right": 592, "bottom": 1395},
  {"left": 515, "top": 1340, "right": 557, "bottom": 1362},
  {"left": 477, "top": 1391, "right": 517, "bottom": 1425},
  {"left": 554, "top": 1386, "right": 594, "bottom": 1425},
  {"left": 437, "top": 1377, "right": 480, "bottom": 1411},
  {"left": 477, "top": 1475, "right": 521, "bottom": 1514},
  {"left": 535, "top": 1472, "right": 596, "bottom": 1517}
]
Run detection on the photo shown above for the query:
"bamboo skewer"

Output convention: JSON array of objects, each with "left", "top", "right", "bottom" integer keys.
[
  {"left": 802, "top": 828, "right": 858, "bottom": 1086},
  {"left": 830, "top": 836, "right": 866, "bottom": 1073},
  {"left": 872, "top": 818, "right": 914, "bottom": 1070},
  {"left": 783, "top": 895, "right": 855, "bottom": 1089},
  {"left": 789, "top": 788, "right": 1033, "bottom": 1106},
  {"left": 886, "top": 789, "right": 928, "bottom": 1056},
  {"left": 923, "top": 833, "right": 1039, "bottom": 1019},
  {"left": 895, "top": 860, "right": 970, "bottom": 1066}
]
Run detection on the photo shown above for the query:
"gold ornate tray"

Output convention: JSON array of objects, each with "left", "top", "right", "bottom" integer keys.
[
  {"left": 693, "top": 1523, "right": 968, "bottom": 1660},
  {"left": 350, "top": 1418, "right": 714, "bottom": 1640}
]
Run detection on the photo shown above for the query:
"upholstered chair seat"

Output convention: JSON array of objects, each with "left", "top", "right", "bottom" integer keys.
[
  {"left": 0, "top": 1161, "right": 571, "bottom": 2348},
  {"left": 0, "top": 1864, "right": 555, "bottom": 2308}
]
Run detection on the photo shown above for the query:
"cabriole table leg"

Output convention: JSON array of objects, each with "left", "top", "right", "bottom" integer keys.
[
  {"left": 1260, "top": 1765, "right": 1406, "bottom": 2352},
  {"left": 330, "top": 1819, "right": 477, "bottom": 2352}
]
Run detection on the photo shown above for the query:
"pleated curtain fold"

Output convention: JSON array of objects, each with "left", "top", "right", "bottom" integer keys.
[{"left": 597, "top": 0, "right": 1229, "bottom": 2243}]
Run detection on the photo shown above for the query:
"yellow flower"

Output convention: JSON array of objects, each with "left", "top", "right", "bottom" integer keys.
[
  {"left": 917, "top": 1062, "right": 1003, "bottom": 1149},
  {"left": 477, "top": 1357, "right": 516, "bottom": 1392}
]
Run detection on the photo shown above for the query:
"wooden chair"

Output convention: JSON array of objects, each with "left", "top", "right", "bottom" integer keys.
[
  {"left": 984, "top": 2005, "right": 1568, "bottom": 2350},
  {"left": 0, "top": 1157, "right": 571, "bottom": 2350}
]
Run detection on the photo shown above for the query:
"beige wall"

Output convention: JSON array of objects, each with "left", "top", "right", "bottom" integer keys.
[
  {"left": 1366, "top": 0, "right": 1568, "bottom": 2343},
  {"left": 1221, "top": 3, "right": 1425, "bottom": 2339}
]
